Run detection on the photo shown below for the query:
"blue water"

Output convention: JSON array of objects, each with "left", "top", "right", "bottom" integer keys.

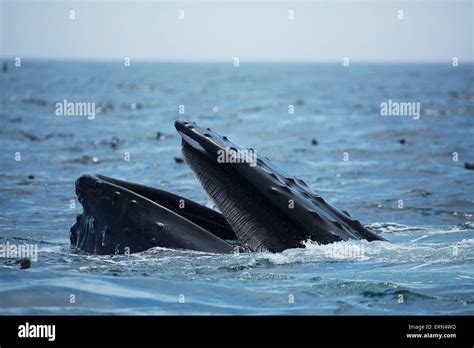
[{"left": 0, "top": 61, "right": 473, "bottom": 314}]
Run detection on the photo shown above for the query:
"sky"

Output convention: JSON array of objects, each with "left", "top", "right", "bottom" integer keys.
[{"left": 1, "top": 0, "right": 472, "bottom": 62}]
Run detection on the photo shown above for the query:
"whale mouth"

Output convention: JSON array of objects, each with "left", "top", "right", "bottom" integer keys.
[
  {"left": 70, "top": 120, "right": 386, "bottom": 255},
  {"left": 175, "top": 120, "right": 385, "bottom": 252}
]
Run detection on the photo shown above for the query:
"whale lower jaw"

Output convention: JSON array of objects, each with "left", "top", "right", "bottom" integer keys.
[{"left": 71, "top": 174, "right": 237, "bottom": 255}]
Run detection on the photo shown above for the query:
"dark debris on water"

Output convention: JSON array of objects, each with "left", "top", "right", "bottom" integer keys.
[
  {"left": 465, "top": 162, "right": 474, "bottom": 170},
  {"left": 156, "top": 132, "right": 166, "bottom": 141}
]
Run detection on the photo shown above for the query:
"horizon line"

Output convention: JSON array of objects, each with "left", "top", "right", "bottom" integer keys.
[{"left": 1, "top": 56, "right": 473, "bottom": 65}]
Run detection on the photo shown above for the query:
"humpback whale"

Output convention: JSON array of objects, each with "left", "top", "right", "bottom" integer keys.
[{"left": 70, "top": 120, "right": 386, "bottom": 254}]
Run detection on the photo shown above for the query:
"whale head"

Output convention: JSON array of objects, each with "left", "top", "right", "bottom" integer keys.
[{"left": 175, "top": 120, "right": 385, "bottom": 252}]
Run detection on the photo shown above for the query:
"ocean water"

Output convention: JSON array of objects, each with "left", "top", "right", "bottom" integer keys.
[{"left": 0, "top": 61, "right": 473, "bottom": 315}]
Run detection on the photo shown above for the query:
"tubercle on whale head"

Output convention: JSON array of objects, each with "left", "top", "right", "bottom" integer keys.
[
  {"left": 174, "top": 120, "right": 250, "bottom": 164},
  {"left": 174, "top": 120, "right": 210, "bottom": 153}
]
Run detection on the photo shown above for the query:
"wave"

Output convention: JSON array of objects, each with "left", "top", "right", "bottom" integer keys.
[
  {"left": 1, "top": 222, "right": 473, "bottom": 315},
  {"left": 0, "top": 222, "right": 466, "bottom": 278}
]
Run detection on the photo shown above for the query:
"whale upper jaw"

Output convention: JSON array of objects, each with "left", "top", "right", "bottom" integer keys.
[{"left": 175, "top": 120, "right": 386, "bottom": 252}]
